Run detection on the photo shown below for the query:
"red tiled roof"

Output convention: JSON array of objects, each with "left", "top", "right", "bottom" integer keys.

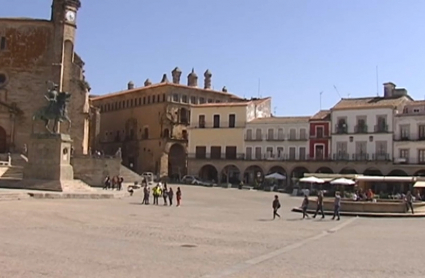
[
  {"left": 192, "top": 97, "right": 270, "bottom": 108},
  {"left": 331, "top": 96, "right": 410, "bottom": 110},
  {"left": 310, "top": 110, "right": 330, "bottom": 121}
]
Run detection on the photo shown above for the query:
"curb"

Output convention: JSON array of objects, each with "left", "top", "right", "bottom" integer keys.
[
  {"left": 291, "top": 207, "right": 424, "bottom": 218},
  {"left": 28, "top": 192, "right": 127, "bottom": 199}
]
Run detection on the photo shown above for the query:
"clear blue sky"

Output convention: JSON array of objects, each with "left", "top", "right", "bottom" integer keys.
[{"left": 3, "top": 0, "right": 425, "bottom": 116}]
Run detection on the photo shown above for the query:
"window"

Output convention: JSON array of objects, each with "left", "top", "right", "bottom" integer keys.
[
  {"left": 126, "top": 100, "right": 130, "bottom": 107},
  {"left": 277, "top": 147, "right": 283, "bottom": 158},
  {"left": 0, "top": 37, "right": 5, "bottom": 50},
  {"left": 190, "top": 96, "right": 197, "bottom": 104},
  {"left": 225, "top": 146, "right": 237, "bottom": 159},
  {"left": 419, "top": 149, "right": 425, "bottom": 163},
  {"left": 182, "top": 130, "right": 188, "bottom": 140},
  {"left": 162, "top": 94, "right": 166, "bottom": 102},
  {"left": 163, "top": 128, "right": 170, "bottom": 138},
  {"left": 199, "top": 97, "right": 206, "bottom": 104},
  {"left": 213, "top": 115, "right": 220, "bottom": 128},
  {"left": 336, "top": 118, "right": 347, "bottom": 134},
  {"left": 207, "top": 99, "right": 213, "bottom": 103},
  {"left": 299, "top": 147, "right": 306, "bottom": 160},
  {"left": 182, "top": 95, "right": 188, "bottom": 103},
  {"left": 376, "top": 116, "right": 387, "bottom": 132},
  {"left": 376, "top": 141, "right": 387, "bottom": 154},
  {"left": 266, "top": 147, "right": 273, "bottom": 158},
  {"left": 195, "top": 146, "right": 206, "bottom": 159},
  {"left": 400, "top": 125, "right": 410, "bottom": 139},
  {"left": 255, "top": 128, "right": 262, "bottom": 140},
  {"left": 143, "top": 97, "right": 146, "bottom": 105},
  {"left": 336, "top": 142, "right": 348, "bottom": 159},
  {"left": 399, "top": 149, "right": 409, "bottom": 162},
  {"left": 180, "top": 108, "right": 188, "bottom": 124},
  {"left": 0, "top": 72, "right": 8, "bottom": 87},
  {"left": 246, "top": 147, "right": 252, "bottom": 159},
  {"left": 198, "top": 115, "right": 205, "bottom": 128},
  {"left": 255, "top": 147, "right": 262, "bottom": 160},
  {"left": 289, "top": 128, "right": 296, "bottom": 140},
  {"left": 278, "top": 128, "right": 284, "bottom": 140},
  {"left": 215, "top": 100, "right": 221, "bottom": 103},
  {"left": 157, "top": 95, "right": 160, "bottom": 102},
  {"left": 414, "top": 109, "right": 420, "bottom": 113},
  {"left": 246, "top": 129, "right": 252, "bottom": 140},
  {"left": 152, "top": 95, "right": 156, "bottom": 103},
  {"left": 210, "top": 146, "right": 221, "bottom": 159},
  {"left": 419, "top": 125, "right": 425, "bottom": 139},
  {"left": 147, "top": 96, "right": 151, "bottom": 104},
  {"left": 172, "top": 94, "right": 179, "bottom": 102},
  {"left": 267, "top": 128, "right": 274, "bottom": 140},
  {"left": 300, "top": 129, "right": 307, "bottom": 140},
  {"left": 289, "top": 147, "right": 296, "bottom": 160},
  {"left": 315, "top": 145, "right": 324, "bottom": 159},
  {"left": 228, "top": 114, "right": 235, "bottom": 128},
  {"left": 316, "top": 126, "right": 324, "bottom": 138},
  {"left": 355, "top": 141, "right": 367, "bottom": 160},
  {"left": 142, "top": 127, "right": 149, "bottom": 139}
]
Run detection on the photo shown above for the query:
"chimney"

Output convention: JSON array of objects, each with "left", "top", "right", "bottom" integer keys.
[
  {"left": 222, "top": 86, "right": 228, "bottom": 93},
  {"left": 383, "top": 82, "right": 396, "bottom": 98},
  {"left": 144, "top": 79, "right": 152, "bottom": 86},
  {"left": 127, "top": 81, "right": 134, "bottom": 90},
  {"left": 161, "top": 74, "right": 169, "bottom": 83},
  {"left": 204, "top": 69, "right": 212, "bottom": 89},
  {"left": 171, "top": 67, "right": 182, "bottom": 84},
  {"left": 187, "top": 68, "right": 198, "bottom": 87}
]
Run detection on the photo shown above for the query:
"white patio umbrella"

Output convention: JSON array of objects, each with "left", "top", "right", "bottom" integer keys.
[
  {"left": 265, "top": 172, "right": 286, "bottom": 180},
  {"left": 299, "top": 176, "right": 325, "bottom": 184},
  {"left": 330, "top": 178, "right": 355, "bottom": 185}
]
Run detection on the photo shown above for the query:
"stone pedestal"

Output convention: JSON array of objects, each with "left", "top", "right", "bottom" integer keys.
[{"left": 24, "top": 133, "right": 74, "bottom": 181}]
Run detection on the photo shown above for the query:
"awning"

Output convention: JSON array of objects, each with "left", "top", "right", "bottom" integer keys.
[
  {"left": 356, "top": 176, "right": 415, "bottom": 182},
  {"left": 414, "top": 181, "right": 425, "bottom": 188}
]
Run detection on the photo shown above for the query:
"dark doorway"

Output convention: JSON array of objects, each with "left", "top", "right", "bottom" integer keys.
[
  {"left": 168, "top": 144, "right": 187, "bottom": 179},
  {"left": 0, "top": 126, "right": 6, "bottom": 153}
]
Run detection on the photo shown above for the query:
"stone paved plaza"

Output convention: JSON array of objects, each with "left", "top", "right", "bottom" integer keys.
[{"left": 0, "top": 185, "right": 424, "bottom": 278}]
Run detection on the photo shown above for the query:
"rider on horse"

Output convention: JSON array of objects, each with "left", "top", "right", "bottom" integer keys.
[{"left": 45, "top": 83, "right": 59, "bottom": 115}]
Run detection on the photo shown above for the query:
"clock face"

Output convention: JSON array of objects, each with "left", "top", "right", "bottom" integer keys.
[{"left": 65, "top": 10, "right": 76, "bottom": 22}]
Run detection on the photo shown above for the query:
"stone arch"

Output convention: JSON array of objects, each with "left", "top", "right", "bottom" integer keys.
[
  {"left": 291, "top": 166, "right": 309, "bottom": 185},
  {"left": 243, "top": 165, "right": 264, "bottom": 185},
  {"left": 221, "top": 164, "right": 241, "bottom": 184},
  {"left": 163, "top": 128, "right": 170, "bottom": 138},
  {"left": 199, "top": 164, "right": 218, "bottom": 181},
  {"left": 267, "top": 166, "right": 286, "bottom": 176},
  {"left": 168, "top": 143, "right": 186, "bottom": 179},
  {"left": 0, "top": 126, "right": 6, "bottom": 153},
  {"left": 363, "top": 167, "right": 383, "bottom": 176},
  {"left": 340, "top": 167, "right": 357, "bottom": 174},
  {"left": 316, "top": 166, "right": 333, "bottom": 174},
  {"left": 387, "top": 169, "right": 408, "bottom": 176},
  {"left": 414, "top": 169, "right": 425, "bottom": 177},
  {"left": 180, "top": 108, "right": 189, "bottom": 124}
]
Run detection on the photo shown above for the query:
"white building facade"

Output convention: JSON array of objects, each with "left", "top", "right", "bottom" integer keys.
[
  {"left": 394, "top": 101, "right": 425, "bottom": 165},
  {"left": 244, "top": 117, "right": 310, "bottom": 161},
  {"left": 330, "top": 83, "right": 412, "bottom": 162}
]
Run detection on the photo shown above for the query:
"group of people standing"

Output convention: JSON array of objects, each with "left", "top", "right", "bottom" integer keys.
[
  {"left": 142, "top": 183, "right": 182, "bottom": 207},
  {"left": 301, "top": 191, "right": 341, "bottom": 221},
  {"left": 103, "top": 176, "right": 124, "bottom": 191}
]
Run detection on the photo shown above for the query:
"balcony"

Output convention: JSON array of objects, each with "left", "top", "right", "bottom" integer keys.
[
  {"left": 352, "top": 153, "right": 369, "bottom": 161},
  {"left": 374, "top": 124, "right": 389, "bottom": 133},
  {"left": 245, "top": 135, "right": 263, "bottom": 141},
  {"left": 332, "top": 153, "right": 349, "bottom": 161},
  {"left": 188, "top": 153, "right": 245, "bottom": 160},
  {"left": 191, "top": 121, "right": 246, "bottom": 129},
  {"left": 287, "top": 136, "right": 308, "bottom": 141},
  {"left": 372, "top": 153, "right": 390, "bottom": 161},
  {"left": 334, "top": 124, "right": 348, "bottom": 134},
  {"left": 393, "top": 157, "right": 425, "bottom": 165},
  {"left": 266, "top": 135, "right": 285, "bottom": 141},
  {"left": 354, "top": 125, "right": 368, "bottom": 134},
  {"left": 394, "top": 134, "right": 425, "bottom": 142}
]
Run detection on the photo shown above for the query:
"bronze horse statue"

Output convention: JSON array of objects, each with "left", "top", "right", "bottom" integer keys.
[{"left": 33, "top": 90, "right": 72, "bottom": 134}]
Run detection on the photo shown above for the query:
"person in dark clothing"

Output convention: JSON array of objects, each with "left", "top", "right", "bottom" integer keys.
[
  {"left": 142, "top": 186, "right": 149, "bottom": 205},
  {"left": 117, "top": 177, "right": 124, "bottom": 191},
  {"left": 162, "top": 184, "right": 168, "bottom": 206},
  {"left": 405, "top": 191, "right": 414, "bottom": 214},
  {"left": 168, "top": 187, "right": 174, "bottom": 206},
  {"left": 301, "top": 195, "right": 310, "bottom": 219},
  {"left": 313, "top": 190, "right": 325, "bottom": 219},
  {"left": 176, "top": 187, "right": 182, "bottom": 207},
  {"left": 272, "top": 195, "right": 281, "bottom": 219},
  {"left": 332, "top": 192, "right": 341, "bottom": 221},
  {"left": 103, "top": 176, "right": 111, "bottom": 190}
]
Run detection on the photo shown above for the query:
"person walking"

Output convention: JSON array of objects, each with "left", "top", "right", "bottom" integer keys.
[
  {"left": 162, "top": 184, "right": 168, "bottom": 206},
  {"left": 142, "top": 185, "right": 149, "bottom": 205},
  {"left": 103, "top": 176, "right": 110, "bottom": 190},
  {"left": 332, "top": 192, "right": 341, "bottom": 221},
  {"left": 176, "top": 187, "right": 182, "bottom": 207},
  {"left": 272, "top": 195, "right": 281, "bottom": 220},
  {"left": 301, "top": 195, "right": 310, "bottom": 219},
  {"left": 405, "top": 191, "right": 414, "bottom": 214},
  {"left": 168, "top": 187, "right": 174, "bottom": 206},
  {"left": 313, "top": 190, "right": 325, "bottom": 219}
]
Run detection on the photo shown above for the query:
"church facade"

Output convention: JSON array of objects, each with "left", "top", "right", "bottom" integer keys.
[{"left": 0, "top": 0, "right": 96, "bottom": 155}]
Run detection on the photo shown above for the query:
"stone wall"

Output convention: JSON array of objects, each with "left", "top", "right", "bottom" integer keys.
[{"left": 71, "top": 156, "right": 121, "bottom": 187}]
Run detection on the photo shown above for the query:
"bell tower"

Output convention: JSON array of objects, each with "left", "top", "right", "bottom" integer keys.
[{"left": 50, "top": 0, "right": 81, "bottom": 91}]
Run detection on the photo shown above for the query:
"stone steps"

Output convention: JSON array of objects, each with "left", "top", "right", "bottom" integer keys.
[
  {"left": 119, "top": 165, "right": 141, "bottom": 183},
  {"left": 0, "top": 166, "right": 23, "bottom": 180}
]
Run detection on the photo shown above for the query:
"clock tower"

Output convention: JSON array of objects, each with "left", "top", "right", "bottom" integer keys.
[{"left": 50, "top": 0, "right": 81, "bottom": 92}]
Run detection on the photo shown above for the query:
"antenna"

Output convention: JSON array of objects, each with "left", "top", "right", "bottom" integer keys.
[
  {"left": 257, "top": 78, "right": 261, "bottom": 98},
  {"left": 319, "top": 91, "right": 323, "bottom": 110},
  {"left": 333, "top": 85, "right": 342, "bottom": 98},
  {"left": 376, "top": 65, "right": 379, "bottom": 96}
]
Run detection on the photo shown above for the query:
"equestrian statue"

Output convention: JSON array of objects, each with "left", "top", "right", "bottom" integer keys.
[{"left": 32, "top": 81, "right": 72, "bottom": 134}]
